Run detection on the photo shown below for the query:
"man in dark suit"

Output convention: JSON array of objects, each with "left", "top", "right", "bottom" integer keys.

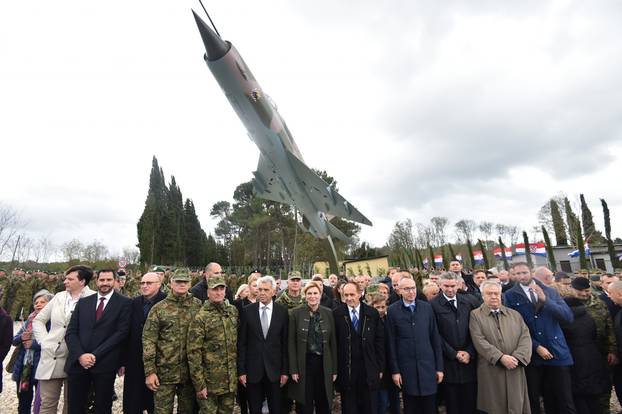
[
  {"left": 431, "top": 273, "right": 479, "bottom": 414},
  {"left": 386, "top": 275, "right": 443, "bottom": 414},
  {"left": 65, "top": 269, "right": 131, "bottom": 414},
  {"left": 237, "top": 275, "right": 289, "bottom": 414},
  {"left": 121, "top": 271, "right": 166, "bottom": 414},
  {"left": 504, "top": 263, "right": 576, "bottom": 414},
  {"left": 333, "top": 282, "right": 384, "bottom": 414}
]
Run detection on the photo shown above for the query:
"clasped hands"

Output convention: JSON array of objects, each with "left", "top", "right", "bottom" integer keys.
[{"left": 79, "top": 353, "right": 96, "bottom": 369}]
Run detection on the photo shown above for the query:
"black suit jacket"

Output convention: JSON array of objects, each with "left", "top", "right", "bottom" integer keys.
[
  {"left": 65, "top": 292, "right": 131, "bottom": 374},
  {"left": 333, "top": 302, "right": 384, "bottom": 391},
  {"left": 237, "top": 301, "right": 289, "bottom": 383},
  {"left": 599, "top": 292, "right": 620, "bottom": 319},
  {"left": 430, "top": 294, "right": 479, "bottom": 384}
]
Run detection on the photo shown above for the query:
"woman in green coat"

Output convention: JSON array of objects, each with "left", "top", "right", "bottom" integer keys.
[{"left": 288, "top": 281, "right": 337, "bottom": 414}]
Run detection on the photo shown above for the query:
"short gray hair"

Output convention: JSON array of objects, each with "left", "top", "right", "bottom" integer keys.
[
  {"left": 480, "top": 280, "right": 502, "bottom": 293},
  {"left": 439, "top": 272, "right": 458, "bottom": 282},
  {"left": 609, "top": 280, "right": 622, "bottom": 293},
  {"left": 33, "top": 289, "right": 54, "bottom": 303},
  {"left": 258, "top": 275, "right": 276, "bottom": 290}
]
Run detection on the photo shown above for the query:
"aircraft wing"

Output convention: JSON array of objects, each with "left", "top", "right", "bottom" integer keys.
[
  {"left": 252, "top": 154, "right": 294, "bottom": 205},
  {"left": 284, "top": 150, "right": 373, "bottom": 226}
]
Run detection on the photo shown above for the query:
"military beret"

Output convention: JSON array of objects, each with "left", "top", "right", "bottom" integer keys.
[
  {"left": 571, "top": 277, "right": 591, "bottom": 290},
  {"left": 288, "top": 271, "right": 302, "bottom": 280},
  {"left": 151, "top": 265, "right": 166, "bottom": 273},
  {"left": 590, "top": 275, "right": 601, "bottom": 282},
  {"left": 208, "top": 275, "right": 226, "bottom": 289},
  {"left": 554, "top": 271, "right": 569, "bottom": 281},
  {"left": 171, "top": 268, "right": 191, "bottom": 282}
]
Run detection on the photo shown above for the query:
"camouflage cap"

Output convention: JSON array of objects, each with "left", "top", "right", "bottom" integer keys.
[
  {"left": 288, "top": 271, "right": 302, "bottom": 280},
  {"left": 208, "top": 275, "right": 226, "bottom": 289},
  {"left": 171, "top": 268, "right": 191, "bottom": 282},
  {"left": 151, "top": 265, "right": 166, "bottom": 273},
  {"left": 590, "top": 274, "right": 601, "bottom": 282}
]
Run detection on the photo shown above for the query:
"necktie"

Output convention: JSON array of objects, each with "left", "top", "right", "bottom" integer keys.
[
  {"left": 529, "top": 288, "right": 538, "bottom": 304},
  {"left": 351, "top": 309, "right": 359, "bottom": 331},
  {"left": 493, "top": 310, "right": 500, "bottom": 320},
  {"left": 261, "top": 305, "right": 269, "bottom": 338},
  {"left": 96, "top": 297, "right": 105, "bottom": 321},
  {"left": 409, "top": 304, "right": 416, "bottom": 313},
  {"left": 449, "top": 299, "right": 456, "bottom": 309}
]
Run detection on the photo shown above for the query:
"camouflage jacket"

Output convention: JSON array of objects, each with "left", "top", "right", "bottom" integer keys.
[
  {"left": 187, "top": 300, "right": 238, "bottom": 394},
  {"left": 276, "top": 290, "right": 305, "bottom": 310},
  {"left": 585, "top": 294, "right": 616, "bottom": 356},
  {"left": 142, "top": 292, "right": 202, "bottom": 384}
]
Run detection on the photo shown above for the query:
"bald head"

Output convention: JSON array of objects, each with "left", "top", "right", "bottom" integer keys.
[
  {"left": 204, "top": 262, "right": 223, "bottom": 279},
  {"left": 534, "top": 267, "right": 554, "bottom": 286}
]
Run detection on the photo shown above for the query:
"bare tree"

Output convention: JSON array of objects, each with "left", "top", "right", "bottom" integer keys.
[
  {"left": 122, "top": 247, "right": 140, "bottom": 264},
  {"left": 0, "top": 203, "right": 23, "bottom": 258},
  {"left": 496, "top": 224, "right": 508, "bottom": 242},
  {"left": 414, "top": 223, "right": 434, "bottom": 248},
  {"left": 479, "top": 221, "right": 494, "bottom": 242},
  {"left": 31, "top": 236, "right": 55, "bottom": 263},
  {"left": 430, "top": 217, "right": 449, "bottom": 246},
  {"left": 61, "top": 239, "right": 84, "bottom": 262},
  {"left": 454, "top": 219, "right": 477, "bottom": 243},
  {"left": 83, "top": 240, "right": 109, "bottom": 262},
  {"left": 506, "top": 225, "right": 519, "bottom": 246}
]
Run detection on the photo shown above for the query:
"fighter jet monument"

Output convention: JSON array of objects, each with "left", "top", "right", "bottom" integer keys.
[{"left": 192, "top": 10, "right": 372, "bottom": 262}]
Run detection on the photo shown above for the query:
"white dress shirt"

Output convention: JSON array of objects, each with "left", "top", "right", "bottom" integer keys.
[
  {"left": 96, "top": 291, "right": 114, "bottom": 312},
  {"left": 443, "top": 293, "right": 457, "bottom": 308}
]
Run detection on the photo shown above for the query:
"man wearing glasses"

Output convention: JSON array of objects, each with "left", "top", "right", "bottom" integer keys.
[
  {"left": 190, "top": 262, "right": 234, "bottom": 304},
  {"left": 121, "top": 272, "right": 166, "bottom": 414}
]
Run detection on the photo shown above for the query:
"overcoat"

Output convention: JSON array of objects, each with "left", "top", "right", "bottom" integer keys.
[
  {"left": 287, "top": 305, "right": 337, "bottom": 407},
  {"left": 469, "top": 304, "right": 532, "bottom": 414},
  {"left": 430, "top": 293, "right": 479, "bottom": 384},
  {"left": 385, "top": 299, "right": 443, "bottom": 397},
  {"left": 32, "top": 287, "right": 95, "bottom": 380},
  {"left": 121, "top": 290, "right": 166, "bottom": 414}
]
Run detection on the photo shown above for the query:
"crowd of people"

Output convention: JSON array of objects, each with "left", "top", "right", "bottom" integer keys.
[{"left": 0, "top": 260, "right": 621, "bottom": 414}]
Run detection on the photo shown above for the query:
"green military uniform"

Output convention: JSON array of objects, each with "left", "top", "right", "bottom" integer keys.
[
  {"left": 276, "top": 271, "right": 306, "bottom": 311},
  {"left": 584, "top": 293, "right": 617, "bottom": 414},
  {"left": 143, "top": 269, "right": 202, "bottom": 414},
  {"left": 0, "top": 269, "right": 9, "bottom": 309},
  {"left": 187, "top": 276, "right": 238, "bottom": 414},
  {"left": 9, "top": 275, "right": 32, "bottom": 320}
]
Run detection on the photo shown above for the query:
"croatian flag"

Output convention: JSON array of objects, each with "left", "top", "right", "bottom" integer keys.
[
  {"left": 473, "top": 250, "right": 484, "bottom": 264},
  {"left": 434, "top": 255, "right": 443, "bottom": 265},
  {"left": 504, "top": 248, "right": 513, "bottom": 260},
  {"left": 530, "top": 243, "right": 547, "bottom": 257},
  {"left": 493, "top": 247, "right": 502, "bottom": 258},
  {"left": 568, "top": 244, "right": 591, "bottom": 258},
  {"left": 515, "top": 243, "right": 526, "bottom": 255}
]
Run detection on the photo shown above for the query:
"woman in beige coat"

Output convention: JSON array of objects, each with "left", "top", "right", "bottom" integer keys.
[
  {"left": 469, "top": 281, "right": 532, "bottom": 414},
  {"left": 32, "top": 265, "right": 95, "bottom": 414}
]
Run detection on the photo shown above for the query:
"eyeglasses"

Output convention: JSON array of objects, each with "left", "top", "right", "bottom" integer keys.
[
  {"left": 140, "top": 281, "right": 159, "bottom": 286},
  {"left": 401, "top": 287, "right": 417, "bottom": 292}
]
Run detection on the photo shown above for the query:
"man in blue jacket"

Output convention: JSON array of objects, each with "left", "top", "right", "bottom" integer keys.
[
  {"left": 504, "top": 262, "right": 576, "bottom": 414},
  {"left": 386, "top": 275, "right": 443, "bottom": 414}
]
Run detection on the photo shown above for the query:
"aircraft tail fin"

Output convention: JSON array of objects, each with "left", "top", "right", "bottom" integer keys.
[{"left": 326, "top": 221, "right": 349, "bottom": 243}]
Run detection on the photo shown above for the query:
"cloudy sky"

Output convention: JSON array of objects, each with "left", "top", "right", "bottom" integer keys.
[{"left": 2, "top": 0, "right": 621, "bottom": 259}]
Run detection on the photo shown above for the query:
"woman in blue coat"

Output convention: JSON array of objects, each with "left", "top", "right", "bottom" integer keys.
[
  {"left": 386, "top": 276, "right": 443, "bottom": 414},
  {"left": 12, "top": 290, "right": 53, "bottom": 414}
]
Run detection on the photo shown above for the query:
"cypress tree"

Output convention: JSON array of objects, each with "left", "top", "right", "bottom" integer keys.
[
  {"left": 478, "top": 239, "right": 490, "bottom": 269},
  {"left": 601, "top": 199, "right": 620, "bottom": 268},
  {"left": 184, "top": 199, "right": 205, "bottom": 267},
  {"left": 428, "top": 244, "right": 435, "bottom": 269},
  {"left": 466, "top": 239, "right": 475, "bottom": 270},
  {"left": 442, "top": 245, "right": 451, "bottom": 270},
  {"left": 448, "top": 243, "right": 457, "bottom": 261},
  {"left": 577, "top": 225, "right": 588, "bottom": 270},
  {"left": 523, "top": 231, "right": 534, "bottom": 269},
  {"left": 498, "top": 237, "right": 509, "bottom": 270},
  {"left": 542, "top": 226, "right": 557, "bottom": 271},
  {"left": 580, "top": 194, "right": 601, "bottom": 242},
  {"left": 550, "top": 199, "right": 568, "bottom": 246},
  {"left": 137, "top": 156, "right": 168, "bottom": 266},
  {"left": 415, "top": 249, "right": 425, "bottom": 270},
  {"left": 161, "top": 176, "right": 185, "bottom": 265},
  {"left": 564, "top": 197, "right": 580, "bottom": 246}
]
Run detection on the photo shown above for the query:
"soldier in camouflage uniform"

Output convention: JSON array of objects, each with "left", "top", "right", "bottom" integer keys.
[
  {"left": 187, "top": 275, "right": 238, "bottom": 414},
  {"left": 143, "top": 268, "right": 202, "bottom": 414},
  {"left": 9, "top": 269, "right": 32, "bottom": 320},
  {"left": 0, "top": 269, "right": 9, "bottom": 309},
  {"left": 276, "top": 271, "right": 305, "bottom": 310}
]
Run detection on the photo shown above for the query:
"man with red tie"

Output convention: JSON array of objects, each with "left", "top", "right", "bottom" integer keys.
[{"left": 65, "top": 269, "right": 131, "bottom": 414}]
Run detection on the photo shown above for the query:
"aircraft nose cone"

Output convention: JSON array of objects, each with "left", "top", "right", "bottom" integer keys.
[{"left": 192, "top": 10, "right": 230, "bottom": 61}]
